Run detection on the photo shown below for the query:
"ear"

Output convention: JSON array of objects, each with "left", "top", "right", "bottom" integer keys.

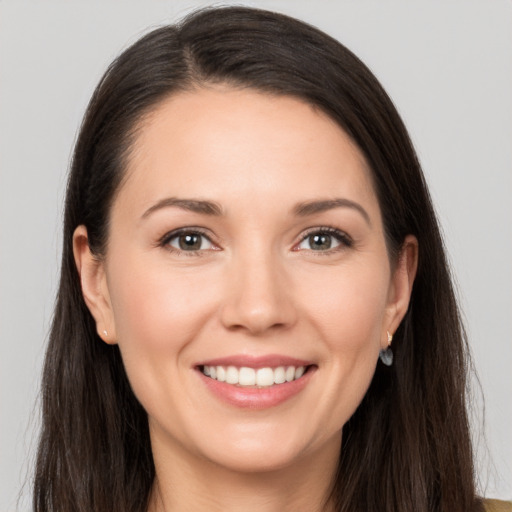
[
  {"left": 383, "top": 235, "right": 418, "bottom": 348},
  {"left": 73, "top": 225, "right": 117, "bottom": 344}
]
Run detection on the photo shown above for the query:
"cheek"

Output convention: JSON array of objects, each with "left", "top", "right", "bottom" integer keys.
[
  {"left": 108, "top": 255, "right": 216, "bottom": 345},
  {"left": 298, "top": 260, "right": 390, "bottom": 349},
  {"left": 104, "top": 259, "right": 225, "bottom": 435},
  {"left": 295, "top": 261, "right": 389, "bottom": 420},
  {"left": 105, "top": 256, "right": 220, "bottom": 396}
]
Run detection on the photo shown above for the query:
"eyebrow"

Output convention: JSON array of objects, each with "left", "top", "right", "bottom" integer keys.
[
  {"left": 141, "top": 196, "right": 371, "bottom": 226},
  {"left": 293, "top": 198, "right": 371, "bottom": 226},
  {"left": 141, "top": 197, "right": 223, "bottom": 219}
]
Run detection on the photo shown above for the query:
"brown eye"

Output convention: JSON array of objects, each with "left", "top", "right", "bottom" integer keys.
[
  {"left": 295, "top": 228, "right": 351, "bottom": 252},
  {"left": 167, "top": 232, "right": 213, "bottom": 251},
  {"left": 179, "top": 234, "right": 202, "bottom": 250},
  {"left": 308, "top": 233, "right": 334, "bottom": 250}
]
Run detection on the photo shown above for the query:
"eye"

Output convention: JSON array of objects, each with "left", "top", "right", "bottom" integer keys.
[
  {"left": 162, "top": 230, "right": 215, "bottom": 252},
  {"left": 295, "top": 228, "right": 351, "bottom": 252}
]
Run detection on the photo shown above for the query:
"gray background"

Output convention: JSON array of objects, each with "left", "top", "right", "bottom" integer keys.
[{"left": 1, "top": 1, "right": 511, "bottom": 509}]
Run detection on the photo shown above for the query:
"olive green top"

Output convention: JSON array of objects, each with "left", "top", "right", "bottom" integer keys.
[{"left": 484, "top": 499, "right": 512, "bottom": 512}]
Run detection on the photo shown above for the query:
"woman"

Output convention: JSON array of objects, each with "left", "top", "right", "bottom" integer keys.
[{"left": 32, "top": 6, "right": 510, "bottom": 512}]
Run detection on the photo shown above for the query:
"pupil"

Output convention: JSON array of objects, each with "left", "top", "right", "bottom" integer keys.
[
  {"left": 179, "top": 234, "right": 201, "bottom": 250},
  {"left": 310, "top": 234, "right": 331, "bottom": 250}
]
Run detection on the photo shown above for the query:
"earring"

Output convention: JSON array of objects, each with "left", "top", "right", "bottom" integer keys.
[
  {"left": 379, "top": 331, "right": 393, "bottom": 366},
  {"left": 103, "top": 329, "right": 108, "bottom": 337}
]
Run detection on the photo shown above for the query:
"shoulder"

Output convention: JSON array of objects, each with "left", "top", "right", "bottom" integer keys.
[{"left": 483, "top": 499, "right": 512, "bottom": 512}]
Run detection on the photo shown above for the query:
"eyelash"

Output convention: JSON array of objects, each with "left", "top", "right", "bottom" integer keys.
[
  {"left": 158, "top": 226, "right": 353, "bottom": 256},
  {"left": 295, "top": 226, "right": 353, "bottom": 254},
  {"left": 158, "top": 227, "right": 216, "bottom": 257}
]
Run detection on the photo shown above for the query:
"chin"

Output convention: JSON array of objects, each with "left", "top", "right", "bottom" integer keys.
[{"left": 202, "top": 439, "right": 312, "bottom": 474}]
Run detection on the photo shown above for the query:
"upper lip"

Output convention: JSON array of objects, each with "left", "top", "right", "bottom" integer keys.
[{"left": 196, "top": 354, "right": 314, "bottom": 369}]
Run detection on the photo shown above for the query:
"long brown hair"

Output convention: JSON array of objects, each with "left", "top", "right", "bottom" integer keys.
[{"left": 33, "top": 6, "right": 482, "bottom": 512}]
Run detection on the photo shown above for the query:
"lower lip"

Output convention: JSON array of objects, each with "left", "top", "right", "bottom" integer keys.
[{"left": 198, "top": 368, "right": 315, "bottom": 410}]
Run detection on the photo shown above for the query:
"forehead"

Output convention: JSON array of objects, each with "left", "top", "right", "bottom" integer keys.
[{"left": 117, "top": 87, "right": 379, "bottom": 219}]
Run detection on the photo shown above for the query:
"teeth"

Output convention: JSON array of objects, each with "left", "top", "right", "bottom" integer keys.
[
  {"left": 225, "top": 366, "right": 238, "bottom": 384},
  {"left": 274, "top": 366, "right": 286, "bottom": 384},
  {"left": 201, "top": 364, "right": 307, "bottom": 387},
  {"left": 295, "top": 366, "right": 305, "bottom": 379},
  {"left": 216, "top": 366, "right": 226, "bottom": 382},
  {"left": 239, "top": 367, "right": 256, "bottom": 386},
  {"left": 256, "top": 367, "right": 274, "bottom": 387}
]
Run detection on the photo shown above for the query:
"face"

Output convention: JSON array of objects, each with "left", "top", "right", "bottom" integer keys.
[{"left": 75, "top": 87, "right": 416, "bottom": 476}]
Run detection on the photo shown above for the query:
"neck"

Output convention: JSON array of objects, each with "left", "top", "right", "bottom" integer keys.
[{"left": 147, "top": 429, "right": 340, "bottom": 512}]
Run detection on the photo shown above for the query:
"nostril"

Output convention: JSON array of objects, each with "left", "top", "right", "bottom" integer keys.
[{"left": 219, "top": 270, "right": 297, "bottom": 334}]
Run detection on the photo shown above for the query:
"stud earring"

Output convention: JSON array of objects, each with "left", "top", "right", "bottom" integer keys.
[
  {"left": 379, "top": 331, "right": 393, "bottom": 366},
  {"left": 103, "top": 330, "right": 108, "bottom": 337}
]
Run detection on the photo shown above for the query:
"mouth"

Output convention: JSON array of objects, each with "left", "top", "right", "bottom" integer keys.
[
  {"left": 199, "top": 364, "right": 312, "bottom": 388},
  {"left": 195, "top": 356, "right": 316, "bottom": 409}
]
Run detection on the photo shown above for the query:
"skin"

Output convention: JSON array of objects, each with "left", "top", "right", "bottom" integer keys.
[{"left": 74, "top": 87, "right": 418, "bottom": 512}]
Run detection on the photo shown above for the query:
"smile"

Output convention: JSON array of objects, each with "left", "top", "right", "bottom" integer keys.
[
  {"left": 196, "top": 356, "right": 316, "bottom": 408},
  {"left": 201, "top": 365, "right": 306, "bottom": 387}
]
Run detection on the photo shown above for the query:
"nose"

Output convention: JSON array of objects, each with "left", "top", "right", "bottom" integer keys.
[{"left": 219, "top": 250, "right": 297, "bottom": 335}]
